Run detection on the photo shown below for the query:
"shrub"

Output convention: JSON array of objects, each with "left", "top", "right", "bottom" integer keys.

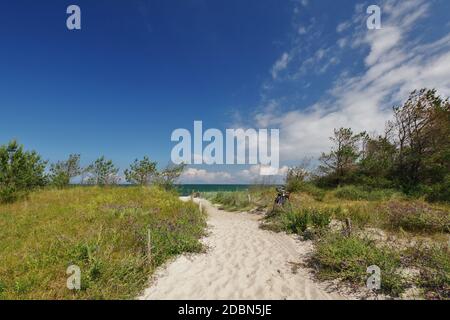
[
  {"left": 210, "top": 191, "right": 252, "bottom": 211},
  {"left": 154, "top": 163, "right": 186, "bottom": 191},
  {"left": 281, "top": 207, "right": 332, "bottom": 235},
  {"left": 84, "top": 156, "right": 119, "bottom": 185},
  {"left": 425, "top": 175, "right": 450, "bottom": 203},
  {"left": 0, "top": 140, "right": 47, "bottom": 203},
  {"left": 310, "top": 208, "right": 332, "bottom": 229},
  {"left": 333, "top": 205, "right": 376, "bottom": 228},
  {"left": 311, "top": 233, "right": 406, "bottom": 296},
  {"left": 49, "top": 154, "right": 81, "bottom": 188},
  {"left": 124, "top": 156, "right": 158, "bottom": 186},
  {"left": 286, "top": 181, "right": 326, "bottom": 201},
  {"left": 282, "top": 208, "right": 310, "bottom": 234},
  {"left": 384, "top": 200, "right": 449, "bottom": 233}
]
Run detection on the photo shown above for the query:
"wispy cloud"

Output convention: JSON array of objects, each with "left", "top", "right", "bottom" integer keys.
[
  {"left": 271, "top": 52, "right": 290, "bottom": 79},
  {"left": 255, "top": 0, "right": 450, "bottom": 162}
]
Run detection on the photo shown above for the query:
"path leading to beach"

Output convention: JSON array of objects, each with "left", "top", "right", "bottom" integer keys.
[{"left": 139, "top": 198, "right": 347, "bottom": 300}]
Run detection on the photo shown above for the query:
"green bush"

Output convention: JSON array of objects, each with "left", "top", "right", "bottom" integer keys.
[
  {"left": 281, "top": 207, "right": 332, "bottom": 235},
  {"left": 210, "top": 191, "right": 251, "bottom": 211},
  {"left": 286, "top": 181, "right": 326, "bottom": 201},
  {"left": 311, "top": 233, "right": 406, "bottom": 296},
  {"left": 0, "top": 140, "right": 47, "bottom": 203},
  {"left": 310, "top": 208, "right": 332, "bottom": 229},
  {"left": 282, "top": 208, "right": 310, "bottom": 234},
  {"left": 425, "top": 175, "right": 450, "bottom": 203}
]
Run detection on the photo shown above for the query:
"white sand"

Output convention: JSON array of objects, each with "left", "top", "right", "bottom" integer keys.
[{"left": 139, "top": 198, "right": 347, "bottom": 300}]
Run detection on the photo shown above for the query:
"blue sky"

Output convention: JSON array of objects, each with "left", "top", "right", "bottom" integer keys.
[{"left": 1, "top": 0, "right": 450, "bottom": 183}]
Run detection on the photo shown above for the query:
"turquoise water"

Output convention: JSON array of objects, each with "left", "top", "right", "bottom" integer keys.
[{"left": 175, "top": 184, "right": 252, "bottom": 196}]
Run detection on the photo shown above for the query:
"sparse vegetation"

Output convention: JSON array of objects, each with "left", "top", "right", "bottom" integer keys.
[
  {"left": 310, "top": 233, "right": 406, "bottom": 297},
  {"left": 383, "top": 200, "right": 449, "bottom": 234},
  {"left": 205, "top": 187, "right": 275, "bottom": 212},
  {"left": 333, "top": 185, "right": 399, "bottom": 201},
  {"left": 208, "top": 191, "right": 252, "bottom": 211},
  {"left": 405, "top": 244, "right": 450, "bottom": 299},
  {"left": 208, "top": 184, "right": 449, "bottom": 299}
]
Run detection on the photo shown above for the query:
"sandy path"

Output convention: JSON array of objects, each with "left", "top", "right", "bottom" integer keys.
[{"left": 139, "top": 198, "right": 347, "bottom": 300}]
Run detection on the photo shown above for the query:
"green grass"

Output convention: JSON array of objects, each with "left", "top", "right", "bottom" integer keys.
[
  {"left": 0, "top": 186, "right": 206, "bottom": 299},
  {"left": 261, "top": 206, "right": 334, "bottom": 241},
  {"left": 286, "top": 181, "right": 326, "bottom": 201},
  {"left": 405, "top": 244, "right": 450, "bottom": 299},
  {"left": 206, "top": 187, "right": 274, "bottom": 212},
  {"left": 382, "top": 200, "right": 449, "bottom": 234},
  {"left": 310, "top": 233, "right": 406, "bottom": 297},
  {"left": 206, "top": 186, "right": 450, "bottom": 299},
  {"left": 333, "top": 185, "right": 401, "bottom": 201}
]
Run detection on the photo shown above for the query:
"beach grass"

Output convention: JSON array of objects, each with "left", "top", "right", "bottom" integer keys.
[
  {"left": 0, "top": 186, "right": 206, "bottom": 299},
  {"left": 207, "top": 186, "right": 450, "bottom": 299}
]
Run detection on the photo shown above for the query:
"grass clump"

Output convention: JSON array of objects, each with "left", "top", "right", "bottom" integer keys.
[
  {"left": 332, "top": 204, "right": 381, "bottom": 229},
  {"left": 208, "top": 191, "right": 252, "bottom": 211},
  {"left": 311, "top": 233, "right": 406, "bottom": 296},
  {"left": 383, "top": 200, "right": 449, "bottom": 234},
  {"left": 266, "top": 206, "right": 333, "bottom": 236},
  {"left": 286, "top": 181, "right": 326, "bottom": 201},
  {"left": 405, "top": 244, "right": 450, "bottom": 299},
  {"left": 334, "top": 186, "right": 399, "bottom": 201},
  {"left": 0, "top": 186, "right": 206, "bottom": 299}
]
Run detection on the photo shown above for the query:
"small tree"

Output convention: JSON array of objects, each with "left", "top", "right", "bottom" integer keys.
[
  {"left": 0, "top": 140, "right": 47, "bottom": 203},
  {"left": 285, "top": 158, "right": 311, "bottom": 192},
  {"left": 359, "top": 134, "right": 396, "bottom": 187},
  {"left": 318, "top": 128, "right": 365, "bottom": 186},
  {"left": 124, "top": 156, "right": 157, "bottom": 185},
  {"left": 85, "top": 156, "right": 120, "bottom": 186},
  {"left": 50, "top": 154, "right": 81, "bottom": 187},
  {"left": 389, "top": 89, "right": 450, "bottom": 188},
  {"left": 155, "top": 163, "right": 186, "bottom": 190}
]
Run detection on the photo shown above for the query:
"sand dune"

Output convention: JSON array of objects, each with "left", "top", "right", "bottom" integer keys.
[{"left": 139, "top": 198, "right": 347, "bottom": 300}]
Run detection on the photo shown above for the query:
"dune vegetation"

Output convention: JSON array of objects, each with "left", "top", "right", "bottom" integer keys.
[
  {"left": 204, "top": 89, "right": 450, "bottom": 300},
  {"left": 0, "top": 186, "right": 206, "bottom": 299},
  {"left": 205, "top": 185, "right": 449, "bottom": 299}
]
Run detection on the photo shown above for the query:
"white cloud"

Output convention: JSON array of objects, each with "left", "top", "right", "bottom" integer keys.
[
  {"left": 337, "top": 38, "right": 348, "bottom": 48},
  {"left": 271, "top": 52, "right": 290, "bottom": 79},
  {"left": 180, "top": 168, "right": 232, "bottom": 184},
  {"left": 254, "top": 0, "right": 450, "bottom": 162},
  {"left": 298, "top": 26, "right": 307, "bottom": 35},
  {"left": 179, "top": 165, "right": 289, "bottom": 184},
  {"left": 336, "top": 21, "right": 351, "bottom": 33},
  {"left": 301, "top": 0, "right": 308, "bottom": 7}
]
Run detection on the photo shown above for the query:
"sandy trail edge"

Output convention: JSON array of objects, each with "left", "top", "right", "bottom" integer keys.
[{"left": 138, "top": 198, "right": 349, "bottom": 300}]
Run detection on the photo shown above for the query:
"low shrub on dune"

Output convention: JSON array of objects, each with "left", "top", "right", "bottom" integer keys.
[{"left": 383, "top": 200, "right": 449, "bottom": 234}]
